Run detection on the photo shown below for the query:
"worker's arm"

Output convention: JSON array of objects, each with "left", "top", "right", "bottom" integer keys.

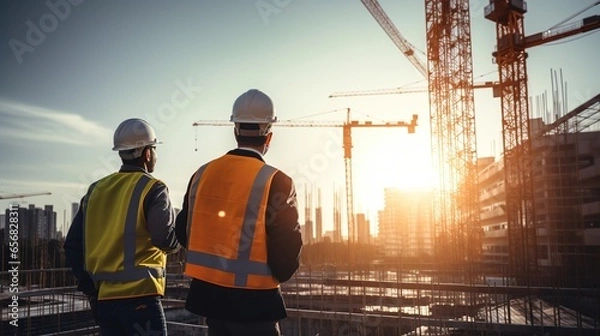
[
  {"left": 63, "top": 198, "right": 97, "bottom": 296},
  {"left": 266, "top": 171, "right": 303, "bottom": 283},
  {"left": 144, "top": 181, "right": 180, "bottom": 253},
  {"left": 175, "top": 175, "right": 193, "bottom": 249}
]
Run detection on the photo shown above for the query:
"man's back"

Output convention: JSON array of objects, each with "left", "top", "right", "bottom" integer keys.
[
  {"left": 84, "top": 171, "right": 168, "bottom": 300},
  {"left": 176, "top": 149, "right": 302, "bottom": 322},
  {"left": 64, "top": 118, "right": 179, "bottom": 335},
  {"left": 178, "top": 88, "right": 303, "bottom": 335}
]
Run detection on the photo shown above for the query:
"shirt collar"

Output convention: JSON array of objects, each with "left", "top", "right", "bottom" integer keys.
[
  {"left": 237, "top": 147, "right": 265, "bottom": 160},
  {"left": 119, "top": 164, "right": 148, "bottom": 173}
]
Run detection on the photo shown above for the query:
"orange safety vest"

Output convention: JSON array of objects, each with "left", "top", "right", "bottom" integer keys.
[
  {"left": 184, "top": 154, "right": 280, "bottom": 289},
  {"left": 83, "top": 172, "right": 167, "bottom": 300}
]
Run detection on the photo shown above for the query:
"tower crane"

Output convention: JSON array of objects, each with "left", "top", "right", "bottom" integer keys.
[
  {"left": 484, "top": 0, "right": 600, "bottom": 283},
  {"left": 351, "top": 0, "right": 600, "bottom": 276},
  {"left": 359, "top": 0, "right": 427, "bottom": 78},
  {"left": 336, "top": 0, "right": 499, "bottom": 98},
  {"left": 329, "top": 81, "right": 499, "bottom": 98},
  {"left": 356, "top": 0, "right": 482, "bottom": 267},
  {"left": 192, "top": 110, "right": 418, "bottom": 243},
  {"left": 0, "top": 192, "right": 52, "bottom": 200},
  {"left": 334, "top": 0, "right": 498, "bottom": 100}
]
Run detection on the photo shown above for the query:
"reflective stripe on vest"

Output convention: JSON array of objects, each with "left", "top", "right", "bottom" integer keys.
[
  {"left": 85, "top": 174, "right": 164, "bottom": 283},
  {"left": 186, "top": 163, "right": 277, "bottom": 287}
]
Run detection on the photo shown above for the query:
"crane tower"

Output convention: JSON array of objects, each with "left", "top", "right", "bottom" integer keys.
[{"left": 358, "top": 0, "right": 481, "bottom": 269}]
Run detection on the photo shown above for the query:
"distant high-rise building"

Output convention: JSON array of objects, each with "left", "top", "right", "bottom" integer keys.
[
  {"left": 315, "top": 188, "right": 322, "bottom": 242},
  {"left": 322, "top": 230, "right": 335, "bottom": 243},
  {"left": 44, "top": 205, "right": 57, "bottom": 240},
  {"left": 378, "top": 189, "right": 434, "bottom": 258},
  {"left": 29, "top": 204, "right": 40, "bottom": 241},
  {"left": 304, "top": 185, "right": 314, "bottom": 244},
  {"left": 71, "top": 202, "right": 79, "bottom": 221},
  {"left": 303, "top": 220, "right": 314, "bottom": 245},
  {"left": 333, "top": 188, "right": 342, "bottom": 243},
  {"left": 3, "top": 204, "right": 57, "bottom": 244},
  {"left": 356, "top": 213, "right": 370, "bottom": 244}
]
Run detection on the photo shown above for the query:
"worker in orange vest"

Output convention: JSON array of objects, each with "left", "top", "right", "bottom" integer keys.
[
  {"left": 64, "top": 118, "right": 180, "bottom": 335},
  {"left": 176, "top": 89, "right": 303, "bottom": 335}
]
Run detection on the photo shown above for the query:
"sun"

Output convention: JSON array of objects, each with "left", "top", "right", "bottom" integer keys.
[{"left": 352, "top": 133, "right": 437, "bottom": 213}]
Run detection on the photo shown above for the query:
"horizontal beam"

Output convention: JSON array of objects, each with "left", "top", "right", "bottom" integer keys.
[
  {"left": 318, "top": 278, "right": 600, "bottom": 297},
  {"left": 286, "top": 309, "right": 599, "bottom": 336}
]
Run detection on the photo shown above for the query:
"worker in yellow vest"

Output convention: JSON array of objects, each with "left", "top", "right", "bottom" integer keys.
[
  {"left": 176, "top": 89, "right": 303, "bottom": 336},
  {"left": 64, "top": 118, "right": 180, "bottom": 335}
]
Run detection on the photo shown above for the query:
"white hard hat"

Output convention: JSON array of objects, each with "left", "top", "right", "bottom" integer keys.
[
  {"left": 231, "top": 89, "right": 277, "bottom": 136},
  {"left": 112, "top": 118, "right": 161, "bottom": 152}
]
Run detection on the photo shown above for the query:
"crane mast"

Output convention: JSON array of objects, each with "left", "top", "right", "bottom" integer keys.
[
  {"left": 343, "top": 110, "right": 355, "bottom": 243},
  {"left": 426, "top": 0, "right": 480, "bottom": 269},
  {"left": 356, "top": 0, "right": 481, "bottom": 270},
  {"left": 485, "top": 0, "right": 600, "bottom": 286}
]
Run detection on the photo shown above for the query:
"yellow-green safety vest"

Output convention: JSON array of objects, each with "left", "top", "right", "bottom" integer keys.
[{"left": 83, "top": 172, "right": 166, "bottom": 300}]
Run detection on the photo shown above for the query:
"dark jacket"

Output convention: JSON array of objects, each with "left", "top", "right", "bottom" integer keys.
[
  {"left": 64, "top": 165, "right": 180, "bottom": 297},
  {"left": 175, "top": 148, "right": 303, "bottom": 322}
]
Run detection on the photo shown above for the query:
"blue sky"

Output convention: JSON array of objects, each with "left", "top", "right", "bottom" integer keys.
[{"left": 1, "top": 0, "right": 599, "bottom": 236}]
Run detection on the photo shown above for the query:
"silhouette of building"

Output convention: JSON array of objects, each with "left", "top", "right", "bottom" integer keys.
[
  {"left": 378, "top": 189, "right": 434, "bottom": 258},
  {"left": 315, "top": 189, "right": 323, "bottom": 243},
  {"left": 333, "top": 189, "right": 342, "bottom": 243},
  {"left": 355, "top": 213, "right": 370, "bottom": 244},
  {"left": 3, "top": 204, "right": 57, "bottom": 244},
  {"left": 71, "top": 202, "right": 79, "bottom": 221},
  {"left": 303, "top": 220, "right": 314, "bottom": 245}
]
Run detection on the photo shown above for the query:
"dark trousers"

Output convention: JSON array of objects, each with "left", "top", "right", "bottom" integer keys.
[
  {"left": 206, "top": 318, "right": 281, "bottom": 336},
  {"left": 95, "top": 295, "right": 167, "bottom": 336}
]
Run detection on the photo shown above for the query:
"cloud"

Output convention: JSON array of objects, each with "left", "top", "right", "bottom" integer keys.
[
  {"left": 0, "top": 98, "right": 111, "bottom": 146},
  {"left": 0, "top": 178, "right": 87, "bottom": 192}
]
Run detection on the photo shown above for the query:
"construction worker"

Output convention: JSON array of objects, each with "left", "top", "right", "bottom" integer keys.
[
  {"left": 175, "top": 89, "right": 303, "bottom": 336},
  {"left": 64, "top": 118, "right": 180, "bottom": 335}
]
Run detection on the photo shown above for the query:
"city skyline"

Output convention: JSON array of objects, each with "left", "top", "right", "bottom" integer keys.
[{"left": 2, "top": 203, "right": 58, "bottom": 242}]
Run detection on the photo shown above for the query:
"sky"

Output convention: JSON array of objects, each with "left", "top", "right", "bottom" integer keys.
[{"left": 1, "top": 0, "right": 599, "bottom": 236}]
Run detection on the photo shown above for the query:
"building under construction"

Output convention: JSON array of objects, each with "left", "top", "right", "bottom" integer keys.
[
  {"left": 378, "top": 189, "right": 434, "bottom": 259},
  {"left": 479, "top": 122, "right": 600, "bottom": 288},
  {"left": 2, "top": 0, "right": 600, "bottom": 335},
  {"left": 4, "top": 110, "right": 599, "bottom": 335}
]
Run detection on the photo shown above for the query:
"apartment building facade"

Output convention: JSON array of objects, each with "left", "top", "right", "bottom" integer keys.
[
  {"left": 3, "top": 204, "right": 57, "bottom": 244},
  {"left": 378, "top": 188, "right": 434, "bottom": 258},
  {"left": 478, "top": 130, "right": 600, "bottom": 285}
]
